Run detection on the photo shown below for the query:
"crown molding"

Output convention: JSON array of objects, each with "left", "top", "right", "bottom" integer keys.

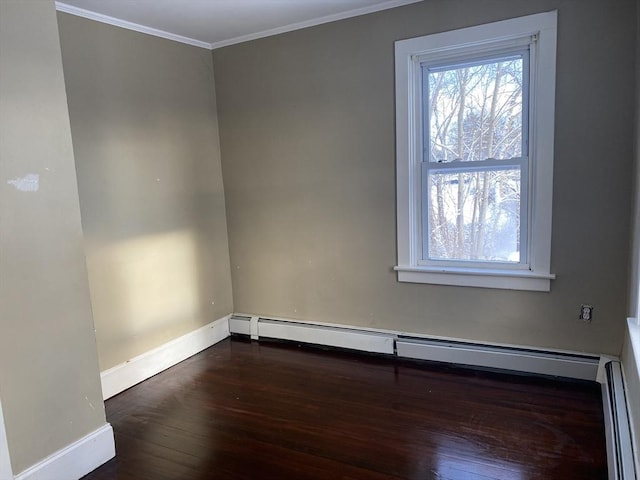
[
  {"left": 55, "top": 2, "right": 212, "bottom": 49},
  {"left": 56, "top": 0, "right": 423, "bottom": 51},
  {"left": 210, "top": 0, "right": 422, "bottom": 49}
]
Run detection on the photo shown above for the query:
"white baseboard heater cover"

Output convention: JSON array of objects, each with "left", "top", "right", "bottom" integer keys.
[
  {"left": 396, "top": 337, "right": 600, "bottom": 381},
  {"left": 602, "top": 361, "right": 637, "bottom": 480},
  {"left": 229, "top": 316, "right": 252, "bottom": 336},
  {"left": 229, "top": 316, "right": 395, "bottom": 355},
  {"left": 231, "top": 316, "right": 601, "bottom": 381}
]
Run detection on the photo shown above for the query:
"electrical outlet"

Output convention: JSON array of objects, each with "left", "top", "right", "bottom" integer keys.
[{"left": 579, "top": 304, "right": 593, "bottom": 322}]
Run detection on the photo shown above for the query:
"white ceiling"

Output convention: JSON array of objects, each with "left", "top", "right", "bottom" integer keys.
[{"left": 55, "top": 0, "right": 422, "bottom": 49}]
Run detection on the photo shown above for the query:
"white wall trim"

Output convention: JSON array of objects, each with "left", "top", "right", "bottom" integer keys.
[
  {"left": 209, "top": 0, "right": 422, "bottom": 49},
  {"left": 101, "top": 315, "right": 231, "bottom": 400},
  {"left": 55, "top": 2, "right": 211, "bottom": 49},
  {"left": 13, "top": 424, "right": 114, "bottom": 480},
  {"left": 55, "top": 0, "right": 421, "bottom": 51},
  {"left": 0, "top": 400, "right": 13, "bottom": 480},
  {"left": 623, "top": 318, "right": 640, "bottom": 476},
  {"left": 231, "top": 313, "right": 603, "bottom": 380}
]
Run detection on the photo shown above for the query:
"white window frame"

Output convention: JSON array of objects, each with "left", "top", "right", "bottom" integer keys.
[{"left": 394, "top": 11, "right": 557, "bottom": 292}]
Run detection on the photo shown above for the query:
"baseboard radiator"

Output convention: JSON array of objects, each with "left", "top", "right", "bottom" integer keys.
[
  {"left": 229, "top": 315, "right": 600, "bottom": 381},
  {"left": 395, "top": 336, "right": 600, "bottom": 381},
  {"left": 229, "top": 316, "right": 395, "bottom": 354},
  {"left": 602, "top": 361, "right": 637, "bottom": 480}
]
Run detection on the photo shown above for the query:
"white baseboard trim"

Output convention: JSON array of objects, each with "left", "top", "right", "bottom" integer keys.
[
  {"left": 0, "top": 400, "right": 13, "bottom": 480},
  {"left": 230, "top": 314, "right": 602, "bottom": 380},
  {"left": 101, "top": 315, "right": 231, "bottom": 400},
  {"left": 13, "top": 423, "right": 114, "bottom": 480}
]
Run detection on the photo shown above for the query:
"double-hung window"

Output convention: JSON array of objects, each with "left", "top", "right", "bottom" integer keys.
[{"left": 394, "top": 12, "right": 557, "bottom": 291}]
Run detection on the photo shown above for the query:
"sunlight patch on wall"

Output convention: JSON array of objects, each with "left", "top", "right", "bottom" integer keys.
[{"left": 87, "top": 230, "right": 201, "bottom": 340}]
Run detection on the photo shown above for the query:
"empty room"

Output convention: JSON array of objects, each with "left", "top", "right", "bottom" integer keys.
[{"left": 0, "top": 0, "right": 639, "bottom": 479}]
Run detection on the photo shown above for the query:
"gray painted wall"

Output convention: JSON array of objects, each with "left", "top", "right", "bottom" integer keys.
[
  {"left": 213, "top": 0, "right": 635, "bottom": 355},
  {"left": 620, "top": 0, "right": 640, "bottom": 468},
  {"left": 631, "top": 0, "right": 640, "bottom": 321},
  {"left": 0, "top": 1, "right": 107, "bottom": 473},
  {"left": 58, "top": 13, "right": 233, "bottom": 371}
]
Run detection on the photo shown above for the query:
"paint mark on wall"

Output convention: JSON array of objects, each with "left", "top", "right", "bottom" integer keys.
[{"left": 7, "top": 173, "right": 39, "bottom": 192}]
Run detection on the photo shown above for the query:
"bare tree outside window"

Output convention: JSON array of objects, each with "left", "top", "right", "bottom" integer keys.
[{"left": 423, "top": 56, "right": 525, "bottom": 263}]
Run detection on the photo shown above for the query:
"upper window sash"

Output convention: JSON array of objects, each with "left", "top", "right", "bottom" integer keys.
[{"left": 422, "top": 48, "right": 531, "bottom": 166}]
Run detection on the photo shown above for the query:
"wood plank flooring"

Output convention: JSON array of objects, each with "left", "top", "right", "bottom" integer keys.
[{"left": 82, "top": 337, "right": 607, "bottom": 479}]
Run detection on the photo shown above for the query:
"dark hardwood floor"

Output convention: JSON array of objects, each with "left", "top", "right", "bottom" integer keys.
[{"left": 83, "top": 337, "right": 607, "bottom": 479}]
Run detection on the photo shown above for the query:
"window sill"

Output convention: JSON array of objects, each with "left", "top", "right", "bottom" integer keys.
[{"left": 394, "top": 265, "right": 555, "bottom": 292}]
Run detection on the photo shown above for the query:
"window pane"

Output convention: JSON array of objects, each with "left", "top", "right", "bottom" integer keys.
[
  {"left": 426, "top": 57, "right": 523, "bottom": 163},
  {"left": 425, "top": 169, "right": 521, "bottom": 262}
]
